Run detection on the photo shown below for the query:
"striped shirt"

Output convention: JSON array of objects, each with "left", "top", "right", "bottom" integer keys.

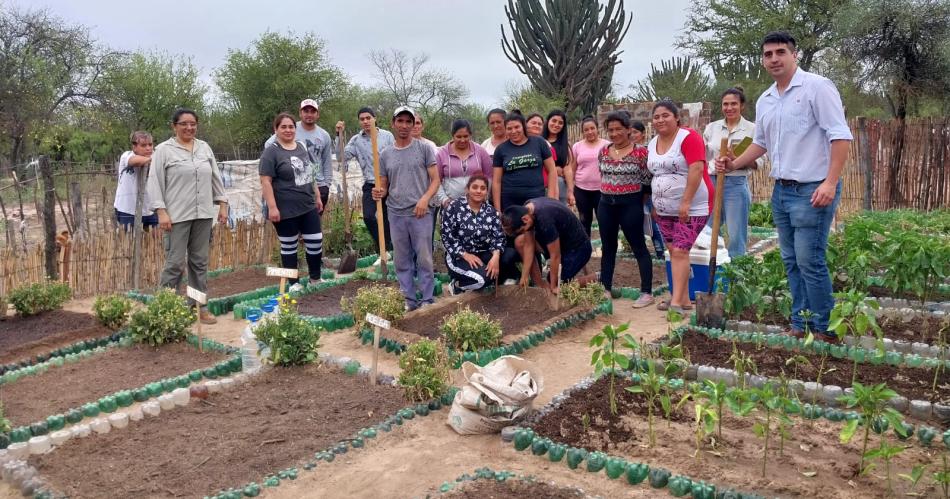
[{"left": 598, "top": 144, "right": 652, "bottom": 196}]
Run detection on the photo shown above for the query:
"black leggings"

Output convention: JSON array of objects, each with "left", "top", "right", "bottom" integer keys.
[
  {"left": 274, "top": 209, "right": 322, "bottom": 281},
  {"left": 574, "top": 187, "right": 601, "bottom": 236},
  {"left": 362, "top": 182, "right": 392, "bottom": 252},
  {"left": 597, "top": 192, "right": 652, "bottom": 292}
]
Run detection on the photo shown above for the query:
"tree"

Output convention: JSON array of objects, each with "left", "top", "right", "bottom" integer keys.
[
  {"left": 101, "top": 51, "right": 207, "bottom": 136},
  {"left": 707, "top": 59, "right": 773, "bottom": 120},
  {"left": 630, "top": 57, "right": 713, "bottom": 104},
  {"left": 677, "top": 0, "right": 848, "bottom": 73},
  {"left": 0, "top": 5, "right": 110, "bottom": 165},
  {"left": 503, "top": 80, "right": 569, "bottom": 117},
  {"left": 214, "top": 31, "right": 347, "bottom": 149},
  {"left": 500, "top": 0, "right": 631, "bottom": 114}
]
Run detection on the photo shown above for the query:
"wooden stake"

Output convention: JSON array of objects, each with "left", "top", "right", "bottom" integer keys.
[
  {"left": 195, "top": 303, "right": 203, "bottom": 353},
  {"left": 371, "top": 325, "right": 380, "bottom": 385},
  {"left": 369, "top": 126, "right": 388, "bottom": 278}
]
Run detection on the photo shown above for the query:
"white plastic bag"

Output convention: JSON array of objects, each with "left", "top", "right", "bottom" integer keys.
[{"left": 447, "top": 355, "right": 544, "bottom": 435}]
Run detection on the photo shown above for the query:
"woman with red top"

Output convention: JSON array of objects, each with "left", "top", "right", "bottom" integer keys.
[
  {"left": 571, "top": 115, "right": 610, "bottom": 235},
  {"left": 597, "top": 111, "right": 655, "bottom": 307},
  {"left": 647, "top": 101, "right": 712, "bottom": 313}
]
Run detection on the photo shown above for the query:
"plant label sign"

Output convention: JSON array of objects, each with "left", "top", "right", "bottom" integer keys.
[
  {"left": 266, "top": 267, "right": 299, "bottom": 279},
  {"left": 365, "top": 313, "right": 390, "bottom": 330},
  {"left": 186, "top": 286, "right": 207, "bottom": 305}
]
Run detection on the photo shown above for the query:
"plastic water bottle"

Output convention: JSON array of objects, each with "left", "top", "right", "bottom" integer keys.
[
  {"left": 241, "top": 312, "right": 262, "bottom": 374},
  {"left": 260, "top": 302, "right": 276, "bottom": 321}
]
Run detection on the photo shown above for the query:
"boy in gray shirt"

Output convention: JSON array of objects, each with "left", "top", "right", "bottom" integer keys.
[{"left": 372, "top": 106, "right": 441, "bottom": 310}]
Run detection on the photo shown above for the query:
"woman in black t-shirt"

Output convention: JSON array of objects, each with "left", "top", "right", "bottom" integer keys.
[
  {"left": 259, "top": 113, "right": 323, "bottom": 284},
  {"left": 491, "top": 112, "right": 558, "bottom": 211}
]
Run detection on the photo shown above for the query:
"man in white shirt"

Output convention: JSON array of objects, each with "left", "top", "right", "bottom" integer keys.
[
  {"left": 264, "top": 99, "right": 333, "bottom": 209},
  {"left": 717, "top": 31, "right": 852, "bottom": 341},
  {"left": 114, "top": 131, "right": 157, "bottom": 230}
]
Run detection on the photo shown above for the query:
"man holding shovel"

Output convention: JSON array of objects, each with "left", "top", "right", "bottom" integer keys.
[{"left": 716, "top": 31, "right": 852, "bottom": 341}]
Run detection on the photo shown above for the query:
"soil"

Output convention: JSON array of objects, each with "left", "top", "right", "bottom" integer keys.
[
  {"left": 530, "top": 375, "right": 941, "bottom": 498},
  {"left": 736, "top": 309, "right": 947, "bottom": 344},
  {"left": 679, "top": 329, "right": 950, "bottom": 403},
  {"left": 30, "top": 363, "right": 405, "bottom": 499},
  {"left": 441, "top": 478, "right": 589, "bottom": 498},
  {"left": 395, "top": 287, "right": 570, "bottom": 341},
  {"left": 206, "top": 267, "right": 270, "bottom": 297},
  {"left": 589, "top": 257, "right": 666, "bottom": 290},
  {"left": 2, "top": 342, "right": 228, "bottom": 426},
  {"left": 867, "top": 283, "right": 950, "bottom": 303},
  {"left": 0, "top": 310, "right": 112, "bottom": 365},
  {"left": 296, "top": 279, "right": 397, "bottom": 317}
]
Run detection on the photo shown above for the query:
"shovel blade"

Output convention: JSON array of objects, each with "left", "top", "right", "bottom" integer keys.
[
  {"left": 695, "top": 291, "right": 725, "bottom": 329},
  {"left": 338, "top": 251, "right": 357, "bottom": 274}
]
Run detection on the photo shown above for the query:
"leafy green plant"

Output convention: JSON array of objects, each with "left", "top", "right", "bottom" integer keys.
[
  {"left": 342, "top": 284, "right": 404, "bottom": 332},
  {"left": 751, "top": 383, "right": 793, "bottom": 477},
  {"left": 398, "top": 338, "right": 451, "bottom": 402},
  {"left": 589, "top": 322, "right": 633, "bottom": 415},
  {"left": 127, "top": 289, "right": 194, "bottom": 345},
  {"left": 93, "top": 294, "right": 134, "bottom": 330},
  {"left": 828, "top": 290, "right": 883, "bottom": 384},
  {"left": 727, "top": 341, "right": 756, "bottom": 390},
  {"left": 725, "top": 386, "right": 756, "bottom": 419},
  {"left": 863, "top": 439, "right": 906, "bottom": 496},
  {"left": 559, "top": 281, "right": 606, "bottom": 308},
  {"left": 695, "top": 379, "right": 728, "bottom": 440},
  {"left": 0, "top": 402, "right": 11, "bottom": 434},
  {"left": 8, "top": 280, "right": 72, "bottom": 316},
  {"left": 838, "top": 382, "right": 908, "bottom": 474},
  {"left": 748, "top": 202, "right": 773, "bottom": 227},
  {"left": 440, "top": 306, "right": 502, "bottom": 352},
  {"left": 899, "top": 464, "right": 926, "bottom": 495},
  {"left": 626, "top": 339, "right": 689, "bottom": 446},
  {"left": 253, "top": 296, "right": 321, "bottom": 366},
  {"left": 692, "top": 397, "right": 718, "bottom": 459},
  {"left": 934, "top": 455, "right": 950, "bottom": 499}
]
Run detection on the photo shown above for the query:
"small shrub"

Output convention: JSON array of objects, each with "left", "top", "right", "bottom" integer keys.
[
  {"left": 559, "top": 281, "right": 606, "bottom": 308},
  {"left": 398, "top": 338, "right": 451, "bottom": 402},
  {"left": 441, "top": 306, "right": 502, "bottom": 352},
  {"left": 93, "top": 294, "right": 134, "bottom": 330},
  {"left": 128, "top": 289, "right": 194, "bottom": 345},
  {"left": 254, "top": 296, "right": 321, "bottom": 366},
  {"left": 8, "top": 281, "right": 72, "bottom": 316},
  {"left": 0, "top": 402, "right": 10, "bottom": 434},
  {"left": 342, "top": 284, "right": 404, "bottom": 332}
]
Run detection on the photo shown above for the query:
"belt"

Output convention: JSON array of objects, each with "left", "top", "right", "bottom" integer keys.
[{"left": 775, "top": 178, "right": 824, "bottom": 186}]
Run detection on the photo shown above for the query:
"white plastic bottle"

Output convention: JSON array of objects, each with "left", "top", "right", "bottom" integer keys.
[{"left": 241, "top": 312, "right": 262, "bottom": 374}]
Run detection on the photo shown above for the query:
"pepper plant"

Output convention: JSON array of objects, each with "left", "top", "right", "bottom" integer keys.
[
  {"left": 935, "top": 455, "right": 950, "bottom": 499},
  {"left": 727, "top": 341, "right": 756, "bottom": 390},
  {"left": 837, "top": 382, "right": 908, "bottom": 474},
  {"left": 751, "top": 383, "right": 793, "bottom": 477},
  {"left": 828, "top": 290, "right": 883, "bottom": 384},
  {"left": 589, "top": 322, "right": 633, "bottom": 415},
  {"left": 863, "top": 439, "right": 906, "bottom": 496},
  {"left": 691, "top": 395, "right": 718, "bottom": 459},
  {"left": 695, "top": 379, "right": 728, "bottom": 439}
]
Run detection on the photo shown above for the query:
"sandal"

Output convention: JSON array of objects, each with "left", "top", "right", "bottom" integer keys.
[{"left": 657, "top": 300, "right": 670, "bottom": 311}]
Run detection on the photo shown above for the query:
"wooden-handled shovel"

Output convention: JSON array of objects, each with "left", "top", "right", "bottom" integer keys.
[
  {"left": 695, "top": 138, "right": 729, "bottom": 329},
  {"left": 337, "top": 130, "right": 357, "bottom": 274},
  {"left": 369, "top": 125, "right": 388, "bottom": 278}
]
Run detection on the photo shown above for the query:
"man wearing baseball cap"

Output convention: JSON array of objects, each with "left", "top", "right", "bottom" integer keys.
[
  {"left": 265, "top": 99, "right": 334, "bottom": 208},
  {"left": 371, "top": 106, "right": 441, "bottom": 311}
]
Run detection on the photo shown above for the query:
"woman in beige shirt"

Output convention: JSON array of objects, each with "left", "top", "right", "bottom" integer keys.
[{"left": 147, "top": 108, "right": 228, "bottom": 324}]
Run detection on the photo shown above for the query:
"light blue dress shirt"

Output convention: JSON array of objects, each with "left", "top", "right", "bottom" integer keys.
[
  {"left": 343, "top": 128, "right": 395, "bottom": 183},
  {"left": 752, "top": 68, "right": 853, "bottom": 183}
]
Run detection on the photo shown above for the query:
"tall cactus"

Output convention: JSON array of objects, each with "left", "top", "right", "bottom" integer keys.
[{"left": 501, "top": 0, "right": 631, "bottom": 114}]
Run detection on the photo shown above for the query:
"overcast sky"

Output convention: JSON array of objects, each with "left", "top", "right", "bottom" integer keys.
[{"left": 27, "top": 0, "right": 691, "bottom": 107}]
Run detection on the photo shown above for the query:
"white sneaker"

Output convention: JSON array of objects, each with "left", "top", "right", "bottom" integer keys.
[
  {"left": 288, "top": 283, "right": 304, "bottom": 294},
  {"left": 632, "top": 294, "right": 655, "bottom": 308}
]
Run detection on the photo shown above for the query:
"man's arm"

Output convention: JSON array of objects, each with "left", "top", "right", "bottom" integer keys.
[
  {"left": 320, "top": 130, "right": 334, "bottom": 186},
  {"left": 811, "top": 140, "right": 849, "bottom": 207},
  {"left": 127, "top": 155, "right": 151, "bottom": 168},
  {"left": 546, "top": 238, "right": 561, "bottom": 290},
  {"left": 415, "top": 164, "right": 441, "bottom": 218}
]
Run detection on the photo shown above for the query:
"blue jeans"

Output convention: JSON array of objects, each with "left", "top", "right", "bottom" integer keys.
[
  {"left": 389, "top": 213, "right": 435, "bottom": 309},
  {"left": 772, "top": 180, "right": 841, "bottom": 332},
  {"left": 115, "top": 209, "right": 158, "bottom": 231},
  {"left": 644, "top": 199, "right": 665, "bottom": 258},
  {"left": 707, "top": 175, "right": 751, "bottom": 257}
]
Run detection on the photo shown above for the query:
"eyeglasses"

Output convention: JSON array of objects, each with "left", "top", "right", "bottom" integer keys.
[{"left": 175, "top": 122, "right": 198, "bottom": 127}]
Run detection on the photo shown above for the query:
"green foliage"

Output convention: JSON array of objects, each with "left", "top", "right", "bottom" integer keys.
[
  {"left": 747, "top": 202, "right": 773, "bottom": 227},
  {"left": 630, "top": 57, "right": 713, "bottom": 104},
  {"left": 0, "top": 402, "right": 10, "bottom": 434},
  {"left": 694, "top": 379, "right": 728, "bottom": 439},
  {"left": 342, "top": 284, "right": 404, "bottom": 332},
  {"left": 321, "top": 196, "right": 378, "bottom": 258},
  {"left": 253, "top": 297, "right": 320, "bottom": 366},
  {"left": 127, "top": 289, "right": 194, "bottom": 345},
  {"left": 8, "top": 281, "right": 71, "bottom": 316},
  {"left": 559, "top": 281, "right": 606, "bottom": 308},
  {"left": 828, "top": 290, "right": 883, "bottom": 384},
  {"left": 837, "top": 382, "right": 906, "bottom": 474},
  {"left": 92, "top": 294, "right": 134, "bottom": 330},
  {"left": 214, "top": 31, "right": 347, "bottom": 149},
  {"left": 863, "top": 439, "right": 906, "bottom": 495},
  {"left": 716, "top": 251, "right": 789, "bottom": 321},
  {"left": 440, "top": 306, "right": 502, "bottom": 352},
  {"left": 589, "top": 322, "right": 633, "bottom": 415},
  {"left": 692, "top": 398, "right": 719, "bottom": 459},
  {"left": 750, "top": 383, "right": 794, "bottom": 477},
  {"left": 626, "top": 338, "right": 689, "bottom": 447},
  {"left": 398, "top": 339, "right": 451, "bottom": 402},
  {"left": 503, "top": 81, "right": 569, "bottom": 118}
]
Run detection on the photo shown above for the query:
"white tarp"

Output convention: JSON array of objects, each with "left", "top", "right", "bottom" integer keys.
[{"left": 218, "top": 160, "right": 262, "bottom": 224}]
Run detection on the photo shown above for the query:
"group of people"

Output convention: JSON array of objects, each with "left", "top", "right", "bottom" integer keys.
[{"left": 116, "top": 30, "right": 851, "bottom": 342}]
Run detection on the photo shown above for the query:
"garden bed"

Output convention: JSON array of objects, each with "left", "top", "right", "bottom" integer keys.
[
  {"left": 28, "top": 363, "right": 408, "bottom": 498},
  {"left": 439, "top": 473, "right": 590, "bottom": 498},
  {"left": 2, "top": 342, "right": 228, "bottom": 426},
  {"left": 296, "top": 278, "right": 399, "bottom": 318},
  {"left": 588, "top": 257, "right": 666, "bottom": 290},
  {"left": 734, "top": 308, "right": 947, "bottom": 344},
  {"left": 0, "top": 310, "right": 112, "bottom": 366},
  {"left": 524, "top": 374, "right": 942, "bottom": 498}
]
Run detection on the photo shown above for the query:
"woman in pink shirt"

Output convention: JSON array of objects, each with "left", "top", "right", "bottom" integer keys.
[{"left": 571, "top": 116, "right": 609, "bottom": 235}]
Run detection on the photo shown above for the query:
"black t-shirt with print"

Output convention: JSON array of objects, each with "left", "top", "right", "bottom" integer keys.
[
  {"left": 259, "top": 142, "right": 316, "bottom": 219},
  {"left": 492, "top": 136, "right": 552, "bottom": 200},
  {"left": 529, "top": 197, "right": 588, "bottom": 252}
]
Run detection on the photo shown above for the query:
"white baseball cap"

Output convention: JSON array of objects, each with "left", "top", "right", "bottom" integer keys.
[
  {"left": 392, "top": 105, "right": 417, "bottom": 119},
  {"left": 299, "top": 99, "right": 319, "bottom": 110}
]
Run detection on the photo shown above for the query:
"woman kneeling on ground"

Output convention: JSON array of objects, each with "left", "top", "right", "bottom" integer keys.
[
  {"left": 441, "top": 175, "right": 516, "bottom": 293},
  {"left": 259, "top": 112, "right": 324, "bottom": 290}
]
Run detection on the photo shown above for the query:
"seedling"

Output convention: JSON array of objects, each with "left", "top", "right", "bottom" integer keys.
[
  {"left": 692, "top": 397, "right": 718, "bottom": 459},
  {"left": 727, "top": 341, "right": 756, "bottom": 389},
  {"left": 863, "top": 439, "right": 906, "bottom": 495},
  {"left": 828, "top": 290, "right": 883, "bottom": 384},
  {"left": 899, "top": 464, "right": 926, "bottom": 495},
  {"left": 934, "top": 455, "right": 950, "bottom": 499},
  {"left": 934, "top": 318, "right": 949, "bottom": 394},
  {"left": 751, "top": 383, "right": 792, "bottom": 477},
  {"left": 626, "top": 358, "right": 662, "bottom": 447},
  {"left": 695, "top": 379, "right": 728, "bottom": 439},
  {"left": 589, "top": 322, "right": 633, "bottom": 415},
  {"left": 837, "top": 382, "right": 907, "bottom": 473}
]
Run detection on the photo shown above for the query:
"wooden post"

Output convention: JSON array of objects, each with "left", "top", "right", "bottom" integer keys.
[
  {"left": 369, "top": 126, "right": 388, "bottom": 277},
  {"left": 131, "top": 164, "right": 148, "bottom": 290},
  {"left": 39, "top": 156, "right": 58, "bottom": 280},
  {"left": 372, "top": 325, "right": 380, "bottom": 385},
  {"left": 266, "top": 266, "right": 298, "bottom": 295},
  {"left": 67, "top": 181, "right": 85, "bottom": 238},
  {"left": 856, "top": 117, "right": 873, "bottom": 211}
]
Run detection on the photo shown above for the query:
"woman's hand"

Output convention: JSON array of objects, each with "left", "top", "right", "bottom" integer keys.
[
  {"left": 566, "top": 191, "right": 576, "bottom": 207},
  {"left": 678, "top": 200, "right": 690, "bottom": 223},
  {"left": 556, "top": 167, "right": 564, "bottom": 178},
  {"left": 485, "top": 253, "right": 500, "bottom": 279},
  {"left": 267, "top": 205, "right": 281, "bottom": 223},
  {"left": 461, "top": 252, "right": 484, "bottom": 269},
  {"left": 157, "top": 210, "right": 172, "bottom": 232}
]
